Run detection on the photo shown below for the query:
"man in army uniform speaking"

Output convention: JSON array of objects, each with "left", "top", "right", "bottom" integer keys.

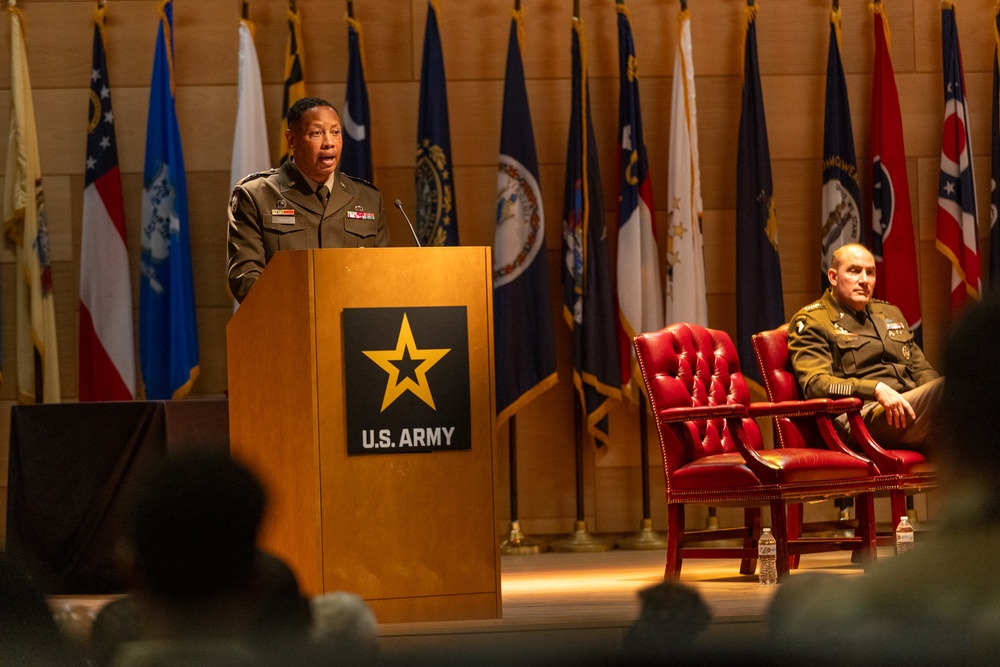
[
  {"left": 788, "top": 243, "right": 942, "bottom": 449},
  {"left": 227, "top": 97, "right": 391, "bottom": 303}
]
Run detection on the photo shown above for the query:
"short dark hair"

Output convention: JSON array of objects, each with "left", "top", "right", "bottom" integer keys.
[
  {"left": 285, "top": 97, "right": 338, "bottom": 130},
  {"left": 125, "top": 453, "right": 266, "bottom": 601}
]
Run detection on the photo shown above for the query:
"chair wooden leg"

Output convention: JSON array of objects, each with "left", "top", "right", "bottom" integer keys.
[
  {"left": 890, "top": 490, "right": 906, "bottom": 536},
  {"left": 786, "top": 502, "right": 803, "bottom": 570},
  {"left": 740, "top": 507, "right": 761, "bottom": 575},
  {"left": 665, "top": 504, "right": 684, "bottom": 580},
  {"left": 855, "top": 492, "right": 877, "bottom": 569},
  {"left": 770, "top": 499, "right": 792, "bottom": 581}
]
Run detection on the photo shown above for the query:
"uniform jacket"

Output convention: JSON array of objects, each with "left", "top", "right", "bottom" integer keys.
[
  {"left": 788, "top": 289, "right": 938, "bottom": 401},
  {"left": 227, "top": 160, "right": 391, "bottom": 302}
]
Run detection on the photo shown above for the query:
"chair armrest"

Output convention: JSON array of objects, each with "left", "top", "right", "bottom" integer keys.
[
  {"left": 747, "top": 397, "right": 861, "bottom": 419},
  {"left": 658, "top": 404, "right": 746, "bottom": 424},
  {"left": 845, "top": 411, "right": 905, "bottom": 474}
]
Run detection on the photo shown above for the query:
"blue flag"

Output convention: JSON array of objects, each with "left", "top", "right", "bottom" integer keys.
[
  {"left": 341, "top": 14, "right": 373, "bottom": 182},
  {"left": 990, "top": 7, "right": 1000, "bottom": 287},
  {"left": 821, "top": 7, "right": 863, "bottom": 289},
  {"left": 415, "top": 0, "right": 459, "bottom": 246},
  {"left": 735, "top": 4, "right": 783, "bottom": 390},
  {"left": 562, "top": 17, "right": 621, "bottom": 446},
  {"left": 140, "top": 0, "right": 199, "bottom": 399},
  {"left": 494, "top": 9, "right": 557, "bottom": 425}
]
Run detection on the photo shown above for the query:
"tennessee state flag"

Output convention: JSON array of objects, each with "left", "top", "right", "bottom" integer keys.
[
  {"left": 735, "top": 2, "right": 783, "bottom": 390},
  {"left": 870, "top": 0, "right": 922, "bottom": 344},
  {"left": 562, "top": 15, "right": 621, "bottom": 446},
  {"left": 614, "top": 0, "right": 662, "bottom": 395},
  {"left": 493, "top": 7, "right": 557, "bottom": 425},
  {"left": 80, "top": 3, "right": 135, "bottom": 401},
  {"left": 936, "top": 2, "right": 981, "bottom": 312}
]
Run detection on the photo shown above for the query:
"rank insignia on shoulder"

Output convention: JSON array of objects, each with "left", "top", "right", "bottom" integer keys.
[
  {"left": 347, "top": 211, "right": 376, "bottom": 220},
  {"left": 802, "top": 302, "right": 822, "bottom": 311}
]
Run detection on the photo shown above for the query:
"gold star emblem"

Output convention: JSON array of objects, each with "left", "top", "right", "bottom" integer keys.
[{"left": 363, "top": 314, "right": 450, "bottom": 412}]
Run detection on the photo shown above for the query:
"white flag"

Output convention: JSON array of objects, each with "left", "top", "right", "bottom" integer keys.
[
  {"left": 665, "top": 9, "right": 708, "bottom": 326},
  {"left": 231, "top": 19, "right": 270, "bottom": 190}
]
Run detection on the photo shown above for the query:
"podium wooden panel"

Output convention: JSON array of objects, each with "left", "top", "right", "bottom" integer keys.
[{"left": 227, "top": 248, "right": 501, "bottom": 623}]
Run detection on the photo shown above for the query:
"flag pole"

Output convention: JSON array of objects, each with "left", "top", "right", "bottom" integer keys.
[
  {"left": 617, "top": 391, "right": 668, "bottom": 549},
  {"left": 550, "top": 394, "right": 612, "bottom": 552},
  {"left": 241, "top": 0, "right": 248, "bottom": 20},
  {"left": 347, "top": 0, "right": 353, "bottom": 18},
  {"left": 500, "top": 415, "right": 548, "bottom": 554}
]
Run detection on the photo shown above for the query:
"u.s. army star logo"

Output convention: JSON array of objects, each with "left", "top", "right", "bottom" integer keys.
[{"left": 363, "top": 314, "right": 449, "bottom": 412}]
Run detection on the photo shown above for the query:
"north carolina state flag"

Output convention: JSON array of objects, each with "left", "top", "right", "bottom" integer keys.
[{"left": 870, "top": 1, "right": 922, "bottom": 344}]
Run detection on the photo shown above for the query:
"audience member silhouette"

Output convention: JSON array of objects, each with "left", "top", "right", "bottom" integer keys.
[
  {"left": 622, "top": 580, "right": 711, "bottom": 658},
  {"left": 768, "top": 290, "right": 1000, "bottom": 662},
  {"left": 108, "top": 453, "right": 309, "bottom": 666},
  {"left": 0, "top": 554, "right": 82, "bottom": 666}
]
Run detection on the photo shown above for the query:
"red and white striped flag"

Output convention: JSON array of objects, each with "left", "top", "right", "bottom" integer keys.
[
  {"left": 936, "top": 2, "right": 981, "bottom": 312},
  {"left": 79, "top": 4, "right": 135, "bottom": 401}
]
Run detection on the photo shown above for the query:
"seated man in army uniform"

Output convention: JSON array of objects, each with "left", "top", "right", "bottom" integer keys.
[
  {"left": 227, "top": 97, "right": 391, "bottom": 303},
  {"left": 788, "top": 243, "right": 942, "bottom": 449}
]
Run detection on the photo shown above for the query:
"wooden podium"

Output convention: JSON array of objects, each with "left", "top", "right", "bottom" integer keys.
[{"left": 227, "top": 247, "right": 501, "bottom": 623}]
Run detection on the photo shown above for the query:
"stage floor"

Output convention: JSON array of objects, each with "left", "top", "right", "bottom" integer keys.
[{"left": 377, "top": 544, "right": 887, "bottom": 659}]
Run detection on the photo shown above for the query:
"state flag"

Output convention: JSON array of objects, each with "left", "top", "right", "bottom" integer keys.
[
  {"left": 341, "top": 12, "right": 374, "bottom": 183},
  {"left": 277, "top": 3, "right": 306, "bottom": 164}
]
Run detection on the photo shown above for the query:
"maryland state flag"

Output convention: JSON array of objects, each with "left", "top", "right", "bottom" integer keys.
[
  {"left": 735, "top": 2, "right": 783, "bottom": 390},
  {"left": 870, "top": 1, "right": 922, "bottom": 344},
  {"left": 821, "top": 5, "right": 863, "bottom": 288},
  {"left": 936, "top": 2, "right": 981, "bottom": 312},
  {"left": 493, "top": 8, "right": 557, "bottom": 425},
  {"left": 562, "top": 16, "right": 621, "bottom": 446},
  {"left": 341, "top": 12, "right": 373, "bottom": 182},
  {"left": 140, "top": 0, "right": 199, "bottom": 399},
  {"left": 277, "top": 2, "right": 306, "bottom": 164},
  {"left": 665, "top": 5, "right": 707, "bottom": 328},
  {"left": 80, "top": 3, "right": 135, "bottom": 401},
  {"left": 4, "top": 2, "right": 60, "bottom": 403},
  {"left": 992, "top": 5, "right": 1000, "bottom": 287},
  {"left": 416, "top": 0, "right": 459, "bottom": 246},
  {"left": 615, "top": 0, "right": 662, "bottom": 394}
]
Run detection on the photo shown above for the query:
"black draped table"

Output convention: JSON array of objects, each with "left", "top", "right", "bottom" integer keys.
[{"left": 5, "top": 399, "right": 229, "bottom": 594}]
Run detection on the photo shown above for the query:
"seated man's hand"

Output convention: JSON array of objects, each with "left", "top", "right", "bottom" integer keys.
[{"left": 874, "top": 383, "right": 916, "bottom": 429}]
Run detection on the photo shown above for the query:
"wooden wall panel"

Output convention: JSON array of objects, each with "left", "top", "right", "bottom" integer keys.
[{"left": 0, "top": 0, "right": 983, "bottom": 541}]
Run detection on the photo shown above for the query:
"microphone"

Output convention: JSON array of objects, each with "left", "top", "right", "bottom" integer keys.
[{"left": 394, "top": 199, "right": 422, "bottom": 247}]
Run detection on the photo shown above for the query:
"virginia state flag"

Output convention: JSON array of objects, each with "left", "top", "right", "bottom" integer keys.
[
  {"left": 277, "top": 3, "right": 306, "bottom": 164},
  {"left": 992, "top": 5, "right": 1000, "bottom": 287},
  {"left": 416, "top": 0, "right": 459, "bottom": 246},
  {"left": 615, "top": 1, "right": 662, "bottom": 395},
  {"left": 341, "top": 13, "right": 373, "bottom": 182},
  {"left": 937, "top": 2, "right": 981, "bottom": 312},
  {"left": 870, "top": 1, "right": 922, "bottom": 344},
  {"left": 493, "top": 8, "right": 557, "bottom": 426},
  {"left": 562, "top": 16, "right": 621, "bottom": 446},
  {"left": 80, "top": 4, "right": 135, "bottom": 401},
  {"left": 665, "top": 6, "right": 707, "bottom": 329},
  {"left": 735, "top": 3, "right": 783, "bottom": 390},
  {"left": 140, "top": 0, "right": 199, "bottom": 400},
  {"left": 821, "top": 5, "right": 863, "bottom": 288},
  {"left": 4, "top": 2, "right": 60, "bottom": 403}
]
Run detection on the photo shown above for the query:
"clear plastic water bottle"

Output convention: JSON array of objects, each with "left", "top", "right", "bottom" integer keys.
[
  {"left": 895, "top": 516, "right": 914, "bottom": 554},
  {"left": 758, "top": 527, "right": 778, "bottom": 585}
]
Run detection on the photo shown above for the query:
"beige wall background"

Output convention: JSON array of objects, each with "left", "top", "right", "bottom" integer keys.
[{"left": 0, "top": 0, "right": 985, "bottom": 544}]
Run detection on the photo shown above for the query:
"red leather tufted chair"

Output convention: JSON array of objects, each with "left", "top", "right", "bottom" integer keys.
[
  {"left": 752, "top": 324, "right": 937, "bottom": 543},
  {"left": 634, "top": 323, "right": 877, "bottom": 582}
]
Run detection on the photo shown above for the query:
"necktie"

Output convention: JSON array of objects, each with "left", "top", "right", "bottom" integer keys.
[{"left": 317, "top": 185, "right": 330, "bottom": 210}]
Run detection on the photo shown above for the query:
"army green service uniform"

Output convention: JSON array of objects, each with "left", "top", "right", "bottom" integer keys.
[
  {"left": 788, "top": 289, "right": 941, "bottom": 448},
  {"left": 227, "top": 160, "right": 391, "bottom": 303}
]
